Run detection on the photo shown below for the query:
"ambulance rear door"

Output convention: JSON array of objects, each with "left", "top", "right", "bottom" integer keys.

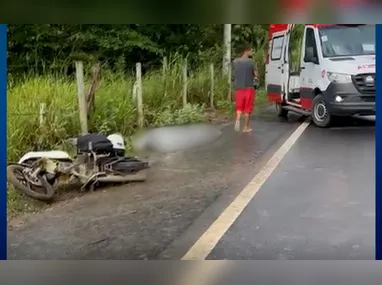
[{"left": 266, "top": 24, "right": 291, "bottom": 103}]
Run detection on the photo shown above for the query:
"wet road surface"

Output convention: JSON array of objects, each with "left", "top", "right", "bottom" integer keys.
[
  {"left": 204, "top": 121, "right": 375, "bottom": 260},
  {"left": 7, "top": 111, "right": 375, "bottom": 260},
  {"left": 8, "top": 109, "right": 302, "bottom": 259}
]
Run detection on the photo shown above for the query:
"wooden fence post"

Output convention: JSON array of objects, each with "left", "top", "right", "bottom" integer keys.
[
  {"left": 87, "top": 62, "right": 100, "bottom": 120},
  {"left": 182, "top": 60, "right": 188, "bottom": 107},
  {"left": 136, "top": 62, "right": 144, "bottom": 128},
  {"left": 210, "top": 63, "right": 214, "bottom": 109},
  {"left": 75, "top": 61, "right": 88, "bottom": 134},
  {"left": 37, "top": 102, "right": 46, "bottom": 149},
  {"left": 227, "top": 61, "right": 232, "bottom": 101},
  {"left": 163, "top": 57, "right": 168, "bottom": 97},
  {"left": 39, "top": 103, "right": 46, "bottom": 127}
]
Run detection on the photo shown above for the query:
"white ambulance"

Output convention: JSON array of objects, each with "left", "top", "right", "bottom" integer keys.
[{"left": 265, "top": 24, "right": 375, "bottom": 127}]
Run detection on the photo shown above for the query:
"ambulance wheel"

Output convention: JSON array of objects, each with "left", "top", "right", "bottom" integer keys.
[
  {"left": 275, "top": 103, "right": 288, "bottom": 118},
  {"left": 312, "top": 94, "right": 332, "bottom": 128}
]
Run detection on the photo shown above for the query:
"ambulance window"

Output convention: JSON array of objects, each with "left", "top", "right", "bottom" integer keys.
[
  {"left": 304, "top": 28, "right": 318, "bottom": 62},
  {"left": 271, "top": 35, "right": 284, "bottom": 60}
]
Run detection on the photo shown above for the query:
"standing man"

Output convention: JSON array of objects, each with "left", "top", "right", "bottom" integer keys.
[{"left": 232, "top": 43, "right": 258, "bottom": 132}]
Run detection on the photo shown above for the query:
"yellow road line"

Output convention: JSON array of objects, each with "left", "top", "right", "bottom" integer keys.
[{"left": 181, "top": 121, "right": 311, "bottom": 260}]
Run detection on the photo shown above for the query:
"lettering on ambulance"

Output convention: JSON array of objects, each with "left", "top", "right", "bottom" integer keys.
[
  {"left": 300, "top": 87, "right": 314, "bottom": 110},
  {"left": 358, "top": 64, "right": 375, "bottom": 70}
]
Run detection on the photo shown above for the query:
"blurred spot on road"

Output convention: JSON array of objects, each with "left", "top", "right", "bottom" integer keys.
[{"left": 133, "top": 123, "right": 223, "bottom": 154}]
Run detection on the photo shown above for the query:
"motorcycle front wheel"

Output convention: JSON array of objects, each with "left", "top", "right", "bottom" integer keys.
[{"left": 7, "top": 164, "right": 55, "bottom": 202}]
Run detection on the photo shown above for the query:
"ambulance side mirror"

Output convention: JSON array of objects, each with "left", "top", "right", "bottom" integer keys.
[{"left": 305, "top": 47, "right": 319, "bottom": 64}]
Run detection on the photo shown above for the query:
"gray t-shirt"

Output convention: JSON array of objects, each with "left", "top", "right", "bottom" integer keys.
[{"left": 232, "top": 57, "right": 256, "bottom": 90}]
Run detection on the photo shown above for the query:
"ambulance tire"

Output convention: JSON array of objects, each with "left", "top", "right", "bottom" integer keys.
[
  {"left": 276, "top": 103, "right": 288, "bottom": 118},
  {"left": 311, "top": 94, "right": 332, "bottom": 128}
]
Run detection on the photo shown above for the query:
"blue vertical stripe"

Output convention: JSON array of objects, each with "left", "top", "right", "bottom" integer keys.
[
  {"left": 0, "top": 24, "right": 7, "bottom": 260},
  {"left": 376, "top": 24, "right": 382, "bottom": 260}
]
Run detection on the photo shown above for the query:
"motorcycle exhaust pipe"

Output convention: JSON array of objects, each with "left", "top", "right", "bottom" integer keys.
[{"left": 96, "top": 171, "right": 147, "bottom": 183}]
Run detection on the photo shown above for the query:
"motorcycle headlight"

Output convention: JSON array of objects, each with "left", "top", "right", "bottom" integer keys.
[{"left": 327, "top": 72, "right": 352, "bottom": 84}]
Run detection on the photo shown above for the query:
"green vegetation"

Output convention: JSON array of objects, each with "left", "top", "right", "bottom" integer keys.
[
  {"left": 8, "top": 24, "right": 280, "bottom": 162},
  {"left": 7, "top": 24, "right": 279, "bottom": 216},
  {"left": 8, "top": 63, "right": 232, "bottom": 162}
]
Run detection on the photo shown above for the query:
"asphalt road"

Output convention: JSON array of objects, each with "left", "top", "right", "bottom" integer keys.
[
  {"left": 206, "top": 121, "right": 375, "bottom": 260},
  {"left": 7, "top": 111, "right": 375, "bottom": 260}
]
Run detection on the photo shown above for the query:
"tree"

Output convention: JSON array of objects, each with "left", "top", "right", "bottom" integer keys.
[{"left": 7, "top": 24, "right": 271, "bottom": 77}]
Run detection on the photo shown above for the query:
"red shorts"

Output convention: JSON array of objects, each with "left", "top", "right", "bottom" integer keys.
[{"left": 235, "top": 88, "right": 255, "bottom": 113}]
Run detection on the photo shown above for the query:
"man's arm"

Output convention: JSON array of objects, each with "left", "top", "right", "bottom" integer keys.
[
  {"left": 253, "top": 62, "right": 259, "bottom": 89},
  {"left": 253, "top": 62, "right": 258, "bottom": 79},
  {"left": 231, "top": 62, "right": 235, "bottom": 101}
]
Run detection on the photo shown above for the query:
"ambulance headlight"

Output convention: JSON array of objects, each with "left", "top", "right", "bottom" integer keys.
[
  {"left": 327, "top": 72, "right": 352, "bottom": 84},
  {"left": 335, "top": 95, "right": 343, "bottom": 102}
]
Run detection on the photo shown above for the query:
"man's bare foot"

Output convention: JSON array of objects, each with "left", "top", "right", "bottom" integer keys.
[
  {"left": 242, "top": 128, "right": 252, "bottom": 133},
  {"left": 234, "top": 120, "right": 240, "bottom": 132}
]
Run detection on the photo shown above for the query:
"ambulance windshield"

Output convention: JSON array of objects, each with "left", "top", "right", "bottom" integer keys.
[{"left": 318, "top": 25, "right": 375, "bottom": 58}]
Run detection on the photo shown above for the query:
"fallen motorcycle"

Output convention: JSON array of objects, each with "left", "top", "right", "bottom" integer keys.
[{"left": 7, "top": 133, "right": 149, "bottom": 202}]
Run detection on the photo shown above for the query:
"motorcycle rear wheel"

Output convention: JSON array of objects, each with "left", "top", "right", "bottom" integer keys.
[{"left": 7, "top": 164, "right": 55, "bottom": 202}]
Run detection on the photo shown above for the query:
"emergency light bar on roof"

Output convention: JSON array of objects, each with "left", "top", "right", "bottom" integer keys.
[
  {"left": 268, "top": 24, "right": 288, "bottom": 36},
  {"left": 268, "top": 24, "right": 368, "bottom": 38}
]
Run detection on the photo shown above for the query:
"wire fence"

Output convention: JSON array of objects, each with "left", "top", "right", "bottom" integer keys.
[{"left": 8, "top": 58, "right": 228, "bottom": 137}]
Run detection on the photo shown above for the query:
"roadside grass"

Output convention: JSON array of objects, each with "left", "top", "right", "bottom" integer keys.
[{"left": 7, "top": 63, "right": 269, "bottom": 218}]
